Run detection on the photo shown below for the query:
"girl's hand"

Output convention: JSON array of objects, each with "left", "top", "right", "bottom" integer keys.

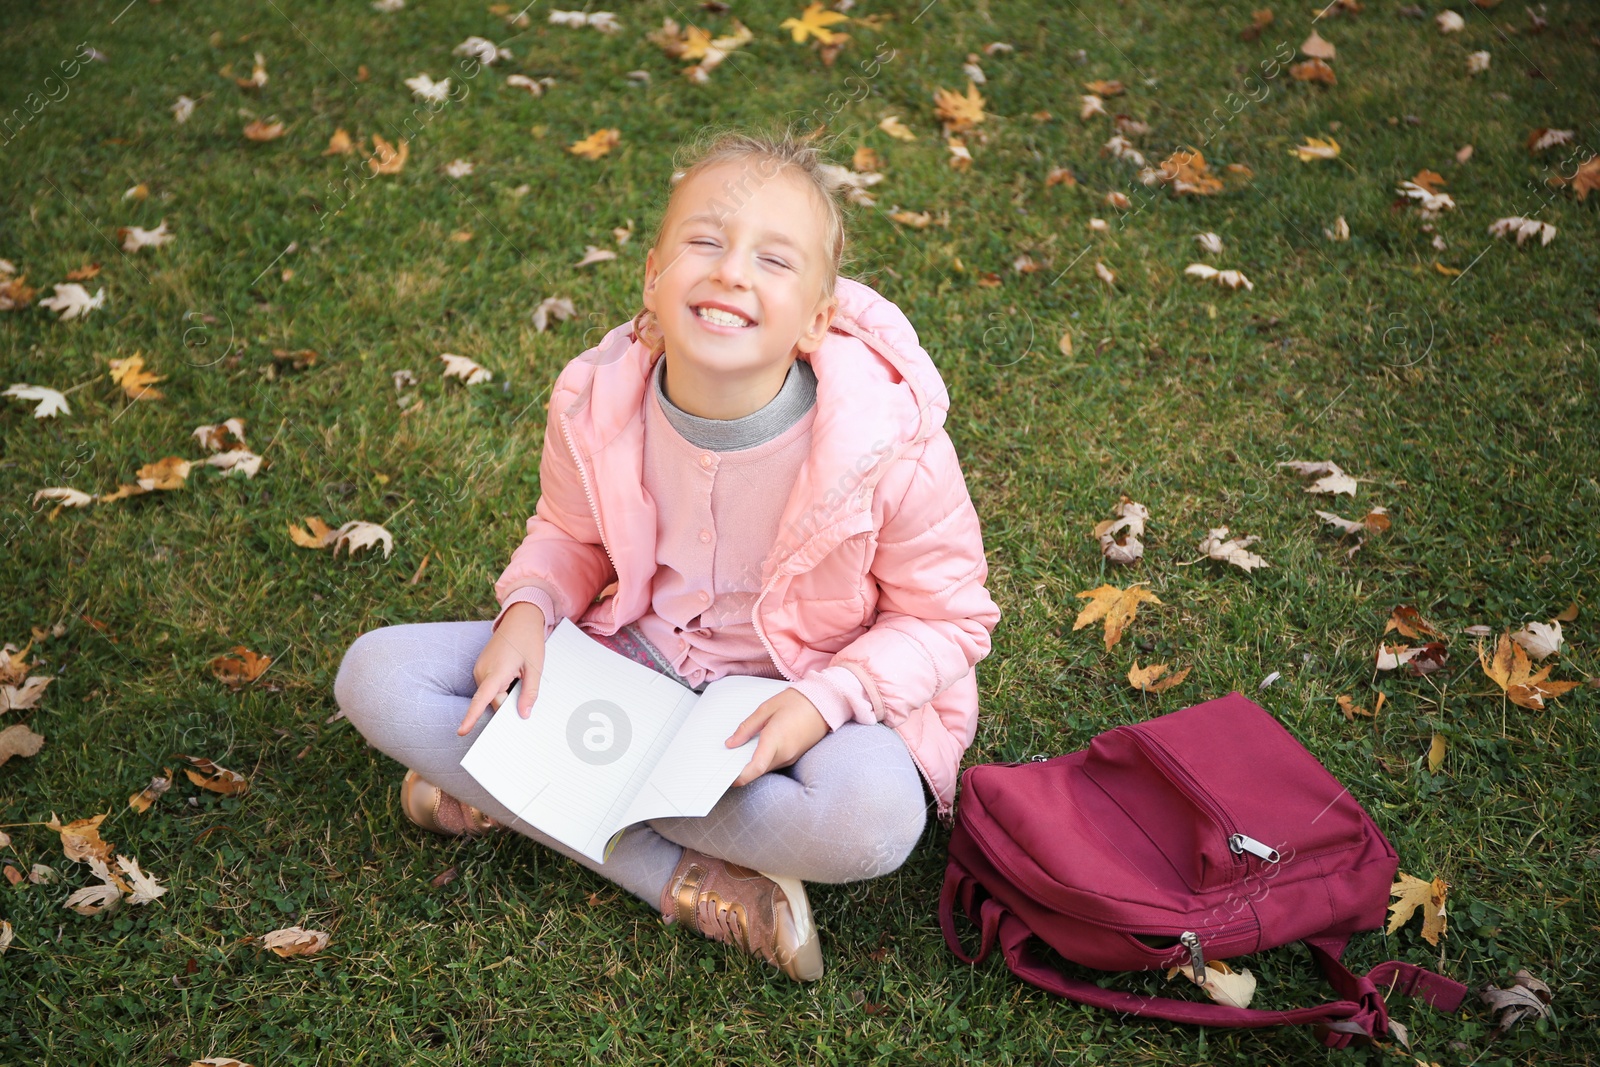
[
  {"left": 459, "top": 603, "right": 547, "bottom": 736},
  {"left": 726, "top": 688, "right": 829, "bottom": 787}
]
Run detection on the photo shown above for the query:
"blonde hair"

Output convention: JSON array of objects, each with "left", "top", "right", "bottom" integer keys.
[{"left": 632, "top": 129, "right": 850, "bottom": 355}]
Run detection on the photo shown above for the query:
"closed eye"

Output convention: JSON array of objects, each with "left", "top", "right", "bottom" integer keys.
[{"left": 761, "top": 256, "right": 792, "bottom": 269}]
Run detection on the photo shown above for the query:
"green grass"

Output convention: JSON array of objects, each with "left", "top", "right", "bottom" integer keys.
[{"left": 2, "top": 0, "right": 1597, "bottom": 1063}]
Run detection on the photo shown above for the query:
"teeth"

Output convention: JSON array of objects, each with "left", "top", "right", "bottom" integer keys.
[{"left": 696, "top": 305, "right": 751, "bottom": 327}]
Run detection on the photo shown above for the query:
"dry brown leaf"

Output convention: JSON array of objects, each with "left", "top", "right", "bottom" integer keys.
[
  {"left": 1128, "top": 660, "right": 1191, "bottom": 693},
  {"left": 108, "top": 353, "right": 166, "bottom": 402},
  {"left": 243, "top": 119, "right": 285, "bottom": 142},
  {"left": 0, "top": 723, "right": 45, "bottom": 767},
  {"left": 1290, "top": 58, "right": 1337, "bottom": 84},
  {"left": 0, "top": 274, "right": 38, "bottom": 311},
  {"left": 1240, "top": 8, "right": 1274, "bottom": 40},
  {"left": 1093, "top": 496, "right": 1147, "bottom": 564},
  {"left": 136, "top": 456, "right": 191, "bottom": 491},
  {"left": 1337, "top": 694, "right": 1376, "bottom": 720},
  {"left": 1300, "top": 29, "right": 1336, "bottom": 58},
  {"left": 887, "top": 208, "right": 932, "bottom": 229},
  {"left": 878, "top": 115, "right": 915, "bottom": 141},
  {"left": 1197, "top": 527, "right": 1269, "bottom": 571},
  {"left": 1387, "top": 872, "right": 1448, "bottom": 945},
  {"left": 1169, "top": 960, "right": 1257, "bottom": 1008},
  {"left": 367, "top": 134, "right": 409, "bottom": 175},
  {"left": 1315, "top": 506, "right": 1390, "bottom": 536},
  {"left": 1554, "top": 602, "right": 1578, "bottom": 623},
  {"left": 288, "top": 516, "right": 338, "bottom": 549},
  {"left": 1083, "top": 79, "right": 1124, "bottom": 97},
  {"left": 1480, "top": 969, "right": 1553, "bottom": 1035},
  {"left": 129, "top": 768, "right": 173, "bottom": 813},
  {"left": 324, "top": 128, "right": 355, "bottom": 155},
  {"left": 47, "top": 813, "right": 113, "bottom": 864},
  {"left": 1074, "top": 584, "right": 1161, "bottom": 651},
  {"left": 182, "top": 755, "right": 250, "bottom": 796},
  {"left": 65, "top": 262, "right": 102, "bottom": 281},
  {"left": 2, "top": 674, "right": 52, "bottom": 713},
  {"left": 568, "top": 128, "right": 620, "bottom": 160},
  {"left": 261, "top": 926, "right": 330, "bottom": 957},
  {"left": 210, "top": 646, "right": 272, "bottom": 689},
  {"left": 1386, "top": 605, "right": 1444, "bottom": 640},
  {"left": 1154, "top": 148, "right": 1224, "bottom": 196},
  {"left": 933, "top": 82, "right": 986, "bottom": 134},
  {"left": 1478, "top": 633, "right": 1580, "bottom": 709},
  {"left": 853, "top": 146, "right": 882, "bottom": 172},
  {"left": 1510, "top": 620, "right": 1563, "bottom": 660}
]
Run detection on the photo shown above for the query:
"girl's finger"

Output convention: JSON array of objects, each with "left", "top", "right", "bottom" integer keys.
[
  {"left": 516, "top": 671, "right": 541, "bottom": 718},
  {"left": 726, "top": 705, "right": 771, "bottom": 748}
]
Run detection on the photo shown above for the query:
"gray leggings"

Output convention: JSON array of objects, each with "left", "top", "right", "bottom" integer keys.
[{"left": 333, "top": 620, "right": 928, "bottom": 909}]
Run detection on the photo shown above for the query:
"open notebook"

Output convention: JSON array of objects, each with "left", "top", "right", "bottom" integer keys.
[{"left": 461, "top": 619, "right": 791, "bottom": 865}]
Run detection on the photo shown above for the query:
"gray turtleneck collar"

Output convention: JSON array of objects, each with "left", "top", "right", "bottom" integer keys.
[{"left": 653, "top": 357, "right": 817, "bottom": 452}]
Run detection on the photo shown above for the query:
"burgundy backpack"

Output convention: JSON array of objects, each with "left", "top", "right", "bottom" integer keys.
[{"left": 940, "top": 692, "right": 1466, "bottom": 1048}]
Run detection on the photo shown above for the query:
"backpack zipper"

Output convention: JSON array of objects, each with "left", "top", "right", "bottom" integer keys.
[
  {"left": 1179, "top": 931, "right": 1206, "bottom": 984},
  {"left": 1128, "top": 732, "right": 1248, "bottom": 876},
  {"left": 1228, "top": 833, "right": 1281, "bottom": 863}
]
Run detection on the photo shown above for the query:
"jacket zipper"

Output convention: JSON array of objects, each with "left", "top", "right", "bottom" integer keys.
[{"left": 559, "top": 412, "right": 620, "bottom": 625}]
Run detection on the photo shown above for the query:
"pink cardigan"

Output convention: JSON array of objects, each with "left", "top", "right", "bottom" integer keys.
[{"left": 494, "top": 278, "right": 1001, "bottom": 814}]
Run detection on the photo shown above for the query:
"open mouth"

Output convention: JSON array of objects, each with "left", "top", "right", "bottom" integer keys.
[{"left": 693, "top": 304, "right": 755, "bottom": 329}]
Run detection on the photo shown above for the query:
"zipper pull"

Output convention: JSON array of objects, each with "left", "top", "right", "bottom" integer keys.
[
  {"left": 1179, "top": 931, "right": 1206, "bottom": 985},
  {"left": 1228, "top": 833, "right": 1281, "bottom": 863}
]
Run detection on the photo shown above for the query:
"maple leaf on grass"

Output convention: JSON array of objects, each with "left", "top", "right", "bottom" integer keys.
[
  {"left": 1082, "top": 79, "right": 1124, "bottom": 97},
  {"left": 1386, "top": 604, "right": 1444, "bottom": 640},
  {"left": 1387, "top": 872, "right": 1448, "bottom": 945},
  {"left": 532, "top": 296, "right": 576, "bottom": 332},
  {"left": 1074, "top": 584, "right": 1160, "bottom": 651},
  {"left": 1197, "top": 527, "right": 1269, "bottom": 571},
  {"left": 1155, "top": 148, "right": 1225, "bottom": 196},
  {"left": 1184, "top": 264, "right": 1253, "bottom": 290},
  {"left": 0, "top": 723, "right": 44, "bottom": 767},
  {"left": 1481, "top": 969, "right": 1553, "bottom": 1035},
  {"left": 324, "top": 128, "right": 355, "bottom": 155},
  {"left": 933, "top": 83, "right": 986, "bottom": 136},
  {"left": 1488, "top": 216, "right": 1557, "bottom": 247},
  {"left": 568, "top": 128, "right": 620, "bottom": 160},
  {"left": 440, "top": 353, "right": 492, "bottom": 385},
  {"left": 261, "top": 925, "right": 330, "bottom": 957},
  {"left": 182, "top": 755, "right": 249, "bottom": 795},
  {"left": 39, "top": 283, "right": 105, "bottom": 320},
  {"left": 1479, "top": 633, "right": 1579, "bottom": 709},
  {"left": 1128, "top": 660, "right": 1190, "bottom": 693},
  {"left": 1277, "top": 459, "right": 1358, "bottom": 496},
  {"left": 193, "top": 417, "right": 247, "bottom": 452},
  {"left": 242, "top": 119, "right": 286, "bottom": 142},
  {"left": 1511, "top": 620, "right": 1563, "bottom": 659},
  {"left": 1337, "top": 692, "right": 1385, "bottom": 720},
  {"left": 1316, "top": 506, "right": 1390, "bottom": 536},
  {"left": 367, "top": 134, "right": 408, "bottom": 175},
  {"left": 63, "top": 860, "right": 124, "bottom": 916},
  {"left": 1290, "top": 58, "right": 1336, "bottom": 84},
  {"left": 878, "top": 115, "right": 915, "bottom": 141},
  {"left": 129, "top": 768, "right": 173, "bottom": 813},
  {"left": 2, "top": 672, "right": 53, "bottom": 711},
  {"left": 109, "top": 353, "right": 165, "bottom": 401},
  {"left": 1094, "top": 495, "right": 1147, "bottom": 564},
  {"left": 210, "top": 646, "right": 272, "bottom": 689},
  {"left": 118, "top": 222, "right": 175, "bottom": 253},
  {"left": 780, "top": 3, "right": 850, "bottom": 45},
  {"left": 47, "top": 813, "right": 113, "bottom": 864},
  {"left": 1289, "top": 136, "right": 1341, "bottom": 162},
  {"left": 116, "top": 854, "right": 167, "bottom": 904},
  {"left": 1374, "top": 642, "right": 1447, "bottom": 675}
]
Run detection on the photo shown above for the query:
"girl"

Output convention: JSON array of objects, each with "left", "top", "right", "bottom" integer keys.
[{"left": 335, "top": 130, "right": 1000, "bottom": 981}]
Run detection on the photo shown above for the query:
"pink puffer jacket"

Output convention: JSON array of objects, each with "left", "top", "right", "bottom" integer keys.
[{"left": 494, "top": 277, "right": 1001, "bottom": 813}]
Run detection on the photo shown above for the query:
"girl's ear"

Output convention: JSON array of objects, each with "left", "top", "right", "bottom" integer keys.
[
  {"left": 795, "top": 295, "right": 837, "bottom": 354},
  {"left": 642, "top": 247, "right": 659, "bottom": 311}
]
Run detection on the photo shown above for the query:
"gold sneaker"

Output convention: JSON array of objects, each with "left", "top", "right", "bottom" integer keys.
[{"left": 661, "top": 848, "right": 824, "bottom": 982}]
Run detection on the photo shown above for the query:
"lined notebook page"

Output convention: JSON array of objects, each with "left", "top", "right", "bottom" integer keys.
[
  {"left": 617, "top": 675, "right": 789, "bottom": 827},
  {"left": 461, "top": 621, "right": 697, "bottom": 861}
]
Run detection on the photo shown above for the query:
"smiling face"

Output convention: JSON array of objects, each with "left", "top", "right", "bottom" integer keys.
[{"left": 641, "top": 160, "right": 837, "bottom": 419}]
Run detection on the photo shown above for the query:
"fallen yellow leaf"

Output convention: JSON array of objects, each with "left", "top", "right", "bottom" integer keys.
[{"left": 1074, "top": 584, "right": 1161, "bottom": 651}]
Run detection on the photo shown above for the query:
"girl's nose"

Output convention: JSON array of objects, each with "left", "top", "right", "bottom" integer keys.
[{"left": 710, "top": 249, "right": 752, "bottom": 289}]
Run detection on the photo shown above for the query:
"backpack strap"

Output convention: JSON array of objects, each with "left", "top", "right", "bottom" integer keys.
[{"left": 941, "top": 865, "right": 1467, "bottom": 1049}]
